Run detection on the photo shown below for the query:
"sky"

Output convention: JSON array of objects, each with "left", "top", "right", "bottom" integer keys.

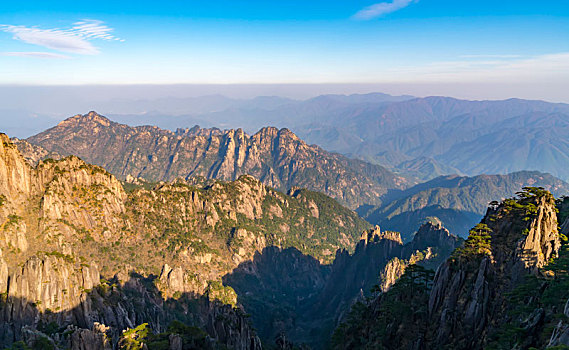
[{"left": 0, "top": 0, "right": 568, "bottom": 101}]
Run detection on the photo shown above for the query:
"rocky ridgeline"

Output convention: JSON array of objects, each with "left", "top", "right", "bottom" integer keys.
[
  {"left": 27, "top": 111, "right": 408, "bottom": 208},
  {"left": 317, "top": 223, "right": 460, "bottom": 323},
  {"left": 377, "top": 220, "right": 462, "bottom": 292}
]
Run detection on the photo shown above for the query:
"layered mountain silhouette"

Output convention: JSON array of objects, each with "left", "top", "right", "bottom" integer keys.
[
  {"left": 359, "top": 171, "right": 569, "bottom": 240},
  {"left": 104, "top": 94, "right": 568, "bottom": 181},
  {"left": 4, "top": 97, "right": 569, "bottom": 349}
]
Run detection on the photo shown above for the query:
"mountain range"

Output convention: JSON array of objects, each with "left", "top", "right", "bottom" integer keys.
[
  {"left": 26, "top": 111, "right": 408, "bottom": 209},
  {"left": 22, "top": 111, "right": 569, "bottom": 242},
  {"left": 7, "top": 93, "right": 569, "bottom": 183},
  {"left": 359, "top": 171, "right": 569, "bottom": 240},
  {"left": 95, "top": 93, "right": 569, "bottom": 182},
  {"left": 3, "top": 99, "right": 569, "bottom": 349},
  {"left": 0, "top": 132, "right": 462, "bottom": 349}
]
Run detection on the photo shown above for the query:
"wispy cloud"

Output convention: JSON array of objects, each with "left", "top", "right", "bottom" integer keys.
[
  {"left": 1, "top": 51, "right": 71, "bottom": 59},
  {"left": 380, "top": 52, "right": 569, "bottom": 83},
  {"left": 0, "top": 19, "right": 123, "bottom": 55},
  {"left": 459, "top": 54, "right": 523, "bottom": 59},
  {"left": 353, "top": 0, "right": 415, "bottom": 20}
]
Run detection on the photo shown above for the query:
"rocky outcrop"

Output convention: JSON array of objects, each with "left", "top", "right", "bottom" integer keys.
[
  {"left": 0, "top": 134, "right": 129, "bottom": 262},
  {"left": 331, "top": 189, "right": 564, "bottom": 350},
  {"left": 159, "top": 264, "right": 209, "bottom": 297},
  {"left": 28, "top": 112, "right": 408, "bottom": 208},
  {"left": 37, "top": 156, "right": 127, "bottom": 241},
  {"left": 359, "top": 225, "right": 403, "bottom": 246},
  {"left": 0, "top": 251, "right": 261, "bottom": 350},
  {"left": 406, "top": 219, "right": 461, "bottom": 254},
  {"left": 426, "top": 189, "right": 560, "bottom": 349},
  {"left": 204, "top": 302, "right": 262, "bottom": 350},
  {"left": 0, "top": 133, "right": 33, "bottom": 207},
  {"left": 69, "top": 323, "right": 112, "bottom": 350},
  {"left": 377, "top": 220, "right": 461, "bottom": 292},
  {"left": 379, "top": 257, "right": 407, "bottom": 292}
]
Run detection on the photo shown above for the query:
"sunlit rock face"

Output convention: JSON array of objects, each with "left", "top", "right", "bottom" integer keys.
[{"left": 27, "top": 112, "right": 408, "bottom": 209}]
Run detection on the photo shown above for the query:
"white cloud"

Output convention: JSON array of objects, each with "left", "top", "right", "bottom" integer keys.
[
  {"left": 353, "top": 0, "right": 415, "bottom": 20},
  {"left": 0, "top": 19, "right": 123, "bottom": 55},
  {"left": 1, "top": 51, "right": 71, "bottom": 59}
]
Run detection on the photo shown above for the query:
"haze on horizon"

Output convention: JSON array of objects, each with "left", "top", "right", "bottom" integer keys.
[{"left": 0, "top": 0, "right": 568, "bottom": 101}]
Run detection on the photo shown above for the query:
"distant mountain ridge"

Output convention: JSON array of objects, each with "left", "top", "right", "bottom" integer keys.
[
  {"left": 9, "top": 93, "right": 569, "bottom": 181},
  {"left": 27, "top": 111, "right": 408, "bottom": 209},
  {"left": 108, "top": 93, "right": 569, "bottom": 182},
  {"left": 360, "top": 170, "right": 569, "bottom": 240},
  {"left": 293, "top": 97, "right": 569, "bottom": 180}
]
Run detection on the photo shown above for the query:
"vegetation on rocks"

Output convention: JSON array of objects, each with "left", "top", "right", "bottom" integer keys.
[{"left": 332, "top": 187, "right": 567, "bottom": 349}]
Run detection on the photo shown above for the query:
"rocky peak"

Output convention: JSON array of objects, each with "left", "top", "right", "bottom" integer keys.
[
  {"left": 407, "top": 220, "right": 461, "bottom": 253},
  {"left": 359, "top": 226, "right": 403, "bottom": 246},
  {"left": 516, "top": 194, "right": 560, "bottom": 271},
  {"left": 479, "top": 189, "right": 560, "bottom": 273},
  {"left": 253, "top": 126, "right": 280, "bottom": 139},
  {"left": 427, "top": 188, "right": 561, "bottom": 348},
  {"left": 57, "top": 111, "right": 113, "bottom": 128},
  {"left": 277, "top": 128, "right": 300, "bottom": 142}
]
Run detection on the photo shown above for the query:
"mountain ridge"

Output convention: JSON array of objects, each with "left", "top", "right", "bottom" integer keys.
[
  {"left": 27, "top": 111, "right": 409, "bottom": 209},
  {"left": 360, "top": 170, "right": 569, "bottom": 240}
]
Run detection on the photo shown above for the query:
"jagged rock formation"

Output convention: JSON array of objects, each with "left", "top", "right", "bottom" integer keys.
[
  {"left": 332, "top": 187, "right": 565, "bottom": 350},
  {"left": 404, "top": 219, "right": 461, "bottom": 263},
  {"left": 428, "top": 190, "right": 560, "bottom": 349},
  {"left": 378, "top": 257, "right": 409, "bottom": 293},
  {"left": 224, "top": 223, "right": 461, "bottom": 348},
  {"left": 26, "top": 111, "right": 408, "bottom": 208}
]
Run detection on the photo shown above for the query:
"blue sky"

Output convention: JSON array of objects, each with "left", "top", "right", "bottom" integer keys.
[{"left": 0, "top": 0, "right": 568, "bottom": 99}]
